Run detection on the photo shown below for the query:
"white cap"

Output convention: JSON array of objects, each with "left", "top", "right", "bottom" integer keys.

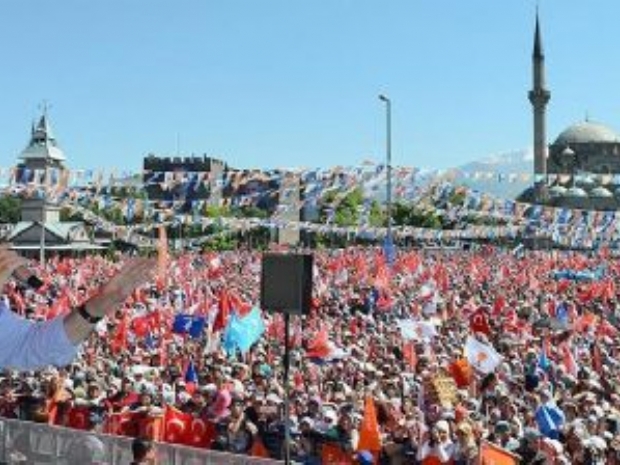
[{"left": 266, "top": 393, "right": 283, "bottom": 404}]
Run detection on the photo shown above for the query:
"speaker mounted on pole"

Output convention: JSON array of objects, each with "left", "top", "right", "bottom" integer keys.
[
  {"left": 260, "top": 253, "right": 313, "bottom": 315},
  {"left": 260, "top": 252, "right": 313, "bottom": 464}
]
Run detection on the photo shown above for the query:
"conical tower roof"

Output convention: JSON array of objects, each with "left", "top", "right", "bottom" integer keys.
[{"left": 19, "top": 113, "right": 66, "bottom": 162}]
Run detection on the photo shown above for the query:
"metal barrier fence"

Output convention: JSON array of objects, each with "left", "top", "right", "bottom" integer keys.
[{"left": 0, "top": 418, "right": 281, "bottom": 465}]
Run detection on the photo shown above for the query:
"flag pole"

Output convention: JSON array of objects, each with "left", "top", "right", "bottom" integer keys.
[{"left": 283, "top": 311, "right": 291, "bottom": 465}]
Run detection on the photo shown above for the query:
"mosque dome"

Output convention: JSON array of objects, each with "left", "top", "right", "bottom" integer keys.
[
  {"left": 554, "top": 121, "right": 620, "bottom": 145},
  {"left": 590, "top": 186, "right": 613, "bottom": 198},
  {"left": 565, "top": 186, "right": 588, "bottom": 198},
  {"left": 576, "top": 175, "right": 597, "bottom": 188},
  {"left": 548, "top": 185, "right": 567, "bottom": 197}
]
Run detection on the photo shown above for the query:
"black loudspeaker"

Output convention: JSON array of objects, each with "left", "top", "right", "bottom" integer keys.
[{"left": 261, "top": 253, "right": 313, "bottom": 315}]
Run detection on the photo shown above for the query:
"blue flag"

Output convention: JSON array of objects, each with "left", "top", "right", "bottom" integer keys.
[
  {"left": 172, "top": 314, "right": 207, "bottom": 339},
  {"left": 222, "top": 307, "right": 265, "bottom": 356},
  {"left": 188, "top": 316, "right": 207, "bottom": 339},
  {"left": 184, "top": 360, "right": 198, "bottom": 384},
  {"left": 144, "top": 332, "right": 156, "bottom": 350},
  {"left": 383, "top": 235, "right": 396, "bottom": 266},
  {"left": 535, "top": 404, "right": 565, "bottom": 439},
  {"left": 172, "top": 314, "right": 193, "bottom": 334},
  {"left": 538, "top": 348, "right": 551, "bottom": 371},
  {"left": 555, "top": 302, "right": 569, "bottom": 325}
]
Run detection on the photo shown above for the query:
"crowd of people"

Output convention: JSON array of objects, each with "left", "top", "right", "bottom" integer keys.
[{"left": 1, "top": 245, "right": 620, "bottom": 464}]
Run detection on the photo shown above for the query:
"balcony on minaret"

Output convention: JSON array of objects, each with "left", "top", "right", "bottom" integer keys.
[{"left": 529, "top": 88, "right": 551, "bottom": 107}]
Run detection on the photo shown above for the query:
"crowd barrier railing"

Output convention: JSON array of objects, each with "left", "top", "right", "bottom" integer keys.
[{"left": 0, "top": 418, "right": 281, "bottom": 465}]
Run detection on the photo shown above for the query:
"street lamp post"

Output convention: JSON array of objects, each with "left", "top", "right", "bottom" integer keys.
[{"left": 379, "top": 94, "right": 392, "bottom": 244}]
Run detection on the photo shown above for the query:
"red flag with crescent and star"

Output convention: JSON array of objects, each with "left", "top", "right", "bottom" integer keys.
[{"left": 469, "top": 307, "right": 491, "bottom": 336}]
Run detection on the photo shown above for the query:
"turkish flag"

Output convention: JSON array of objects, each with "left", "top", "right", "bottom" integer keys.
[
  {"left": 469, "top": 307, "right": 491, "bottom": 336},
  {"left": 110, "top": 315, "right": 129, "bottom": 354},
  {"left": 137, "top": 415, "right": 163, "bottom": 441},
  {"left": 105, "top": 411, "right": 137, "bottom": 436},
  {"left": 403, "top": 341, "right": 417, "bottom": 370},
  {"left": 229, "top": 291, "right": 252, "bottom": 318},
  {"left": 66, "top": 406, "right": 91, "bottom": 430},
  {"left": 162, "top": 406, "right": 192, "bottom": 445},
  {"left": 213, "top": 289, "right": 231, "bottom": 333},
  {"left": 492, "top": 296, "right": 506, "bottom": 316},
  {"left": 183, "top": 416, "right": 216, "bottom": 448},
  {"left": 132, "top": 315, "right": 152, "bottom": 338}
]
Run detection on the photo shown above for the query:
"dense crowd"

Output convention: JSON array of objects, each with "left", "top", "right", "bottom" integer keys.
[{"left": 1, "top": 246, "right": 620, "bottom": 464}]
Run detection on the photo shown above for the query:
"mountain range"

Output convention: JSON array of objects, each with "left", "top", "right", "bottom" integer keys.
[{"left": 451, "top": 148, "right": 533, "bottom": 199}]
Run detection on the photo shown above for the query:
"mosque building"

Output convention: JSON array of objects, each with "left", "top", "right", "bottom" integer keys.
[{"left": 523, "top": 15, "right": 620, "bottom": 210}]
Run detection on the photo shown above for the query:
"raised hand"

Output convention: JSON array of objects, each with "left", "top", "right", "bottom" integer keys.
[
  {"left": 85, "top": 257, "right": 156, "bottom": 319},
  {"left": 0, "top": 246, "right": 28, "bottom": 290}
]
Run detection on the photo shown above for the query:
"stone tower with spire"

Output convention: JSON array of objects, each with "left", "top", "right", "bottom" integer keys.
[
  {"left": 528, "top": 13, "right": 551, "bottom": 202},
  {"left": 16, "top": 111, "right": 67, "bottom": 222}
]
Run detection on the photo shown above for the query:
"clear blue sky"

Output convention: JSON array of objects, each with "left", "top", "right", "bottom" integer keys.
[{"left": 1, "top": 1, "right": 619, "bottom": 173}]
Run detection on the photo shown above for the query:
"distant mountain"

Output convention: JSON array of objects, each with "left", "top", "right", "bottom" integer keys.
[{"left": 451, "top": 148, "right": 533, "bottom": 199}]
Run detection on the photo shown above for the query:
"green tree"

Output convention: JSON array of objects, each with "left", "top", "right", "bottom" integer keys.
[
  {"left": 202, "top": 233, "right": 237, "bottom": 251},
  {"left": 0, "top": 196, "right": 21, "bottom": 223},
  {"left": 392, "top": 201, "right": 443, "bottom": 229},
  {"left": 60, "top": 207, "right": 84, "bottom": 222},
  {"left": 319, "top": 188, "right": 365, "bottom": 227},
  {"left": 204, "top": 204, "right": 231, "bottom": 218},
  {"left": 231, "top": 205, "right": 268, "bottom": 219},
  {"left": 369, "top": 200, "right": 385, "bottom": 227}
]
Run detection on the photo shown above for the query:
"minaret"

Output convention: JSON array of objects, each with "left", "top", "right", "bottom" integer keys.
[{"left": 528, "top": 13, "right": 551, "bottom": 201}]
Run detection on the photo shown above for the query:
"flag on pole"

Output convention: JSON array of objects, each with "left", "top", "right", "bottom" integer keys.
[
  {"left": 469, "top": 307, "right": 492, "bottom": 336},
  {"left": 162, "top": 406, "right": 192, "bottom": 445},
  {"left": 398, "top": 319, "right": 437, "bottom": 341},
  {"left": 357, "top": 396, "right": 382, "bottom": 458},
  {"left": 535, "top": 403, "right": 565, "bottom": 439},
  {"left": 478, "top": 441, "right": 519, "bottom": 464},
  {"left": 403, "top": 341, "right": 417, "bottom": 370},
  {"left": 172, "top": 314, "right": 207, "bottom": 339},
  {"left": 222, "top": 307, "right": 265, "bottom": 356},
  {"left": 464, "top": 336, "right": 502, "bottom": 374},
  {"left": 157, "top": 225, "right": 168, "bottom": 290},
  {"left": 184, "top": 360, "right": 198, "bottom": 394},
  {"left": 383, "top": 234, "right": 396, "bottom": 266},
  {"left": 561, "top": 342, "right": 578, "bottom": 376}
]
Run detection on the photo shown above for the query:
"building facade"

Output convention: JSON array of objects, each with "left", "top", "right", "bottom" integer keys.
[{"left": 7, "top": 113, "right": 103, "bottom": 256}]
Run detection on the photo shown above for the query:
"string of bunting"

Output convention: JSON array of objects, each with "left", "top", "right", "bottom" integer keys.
[{"left": 3, "top": 163, "right": 620, "bottom": 247}]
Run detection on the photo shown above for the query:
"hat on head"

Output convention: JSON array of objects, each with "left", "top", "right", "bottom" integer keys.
[
  {"left": 495, "top": 421, "right": 511, "bottom": 435},
  {"left": 266, "top": 393, "right": 283, "bottom": 404},
  {"left": 523, "top": 427, "right": 541, "bottom": 441},
  {"left": 434, "top": 420, "right": 450, "bottom": 433},
  {"left": 323, "top": 409, "right": 338, "bottom": 424}
]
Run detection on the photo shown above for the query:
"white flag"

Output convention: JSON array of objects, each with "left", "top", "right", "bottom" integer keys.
[
  {"left": 398, "top": 319, "right": 437, "bottom": 341},
  {"left": 464, "top": 336, "right": 502, "bottom": 374}
]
